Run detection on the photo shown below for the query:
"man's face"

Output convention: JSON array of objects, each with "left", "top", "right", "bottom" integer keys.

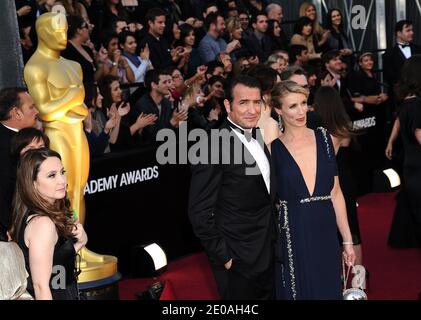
[
  {"left": 155, "top": 74, "right": 172, "bottom": 96},
  {"left": 224, "top": 84, "right": 262, "bottom": 129},
  {"left": 149, "top": 15, "right": 166, "bottom": 36},
  {"left": 16, "top": 92, "right": 39, "bottom": 129},
  {"left": 398, "top": 24, "right": 414, "bottom": 43},
  {"left": 215, "top": 16, "right": 226, "bottom": 36},
  {"left": 326, "top": 55, "right": 342, "bottom": 73},
  {"left": 239, "top": 13, "right": 249, "bottom": 30},
  {"left": 299, "top": 49, "right": 310, "bottom": 63},
  {"left": 253, "top": 15, "right": 268, "bottom": 33},
  {"left": 268, "top": 5, "right": 283, "bottom": 23}
]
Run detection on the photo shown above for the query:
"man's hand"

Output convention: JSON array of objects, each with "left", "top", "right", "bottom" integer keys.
[
  {"left": 170, "top": 107, "right": 188, "bottom": 127},
  {"left": 224, "top": 259, "right": 232, "bottom": 270}
]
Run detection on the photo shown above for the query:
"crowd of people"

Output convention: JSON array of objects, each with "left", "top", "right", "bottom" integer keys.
[{"left": 0, "top": 0, "right": 419, "bottom": 300}]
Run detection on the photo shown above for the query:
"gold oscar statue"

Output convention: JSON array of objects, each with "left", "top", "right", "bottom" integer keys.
[{"left": 24, "top": 12, "right": 117, "bottom": 283}]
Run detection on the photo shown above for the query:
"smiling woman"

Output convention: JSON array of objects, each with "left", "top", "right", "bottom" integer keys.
[
  {"left": 269, "top": 81, "right": 355, "bottom": 300},
  {"left": 9, "top": 148, "right": 88, "bottom": 300}
]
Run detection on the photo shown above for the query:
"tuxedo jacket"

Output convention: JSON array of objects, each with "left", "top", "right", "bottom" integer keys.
[
  {"left": 188, "top": 120, "right": 279, "bottom": 279},
  {"left": 0, "top": 124, "right": 17, "bottom": 231},
  {"left": 383, "top": 44, "right": 421, "bottom": 89}
]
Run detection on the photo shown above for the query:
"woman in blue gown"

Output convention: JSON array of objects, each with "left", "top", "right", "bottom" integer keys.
[{"left": 269, "top": 81, "right": 355, "bottom": 299}]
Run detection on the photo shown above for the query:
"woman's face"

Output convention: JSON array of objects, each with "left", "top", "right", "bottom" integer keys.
[
  {"left": 122, "top": 35, "right": 137, "bottom": 55},
  {"left": 95, "top": 87, "right": 103, "bottom": 108},
  {"left": 273, "top": 21, "right": 281, "bottom": 37},
  {"left": 173, "top": 23, "right": 181, "bottom": 41},
  {"left": 277, "top": 92, "right": 308, "bottom": 129},
  {"left": 34, "top": 156, "right": 67, "bottom": 204},
  {"left": 331, "top": 10, "right": 342, "bottom": 27},
  {"left": 184, "top": 31, "right": 195, "bottom": 47},
  {"left": 20, "top": 137, "right": 45, "bottom": 155},
  {"left": 172, "top": 69, "right": 184, "bottom": 89},
  {"left": 78, "top": 22, "right": 90, "bottom": 42},
  {"left": 302, "top": 24, "right": 312, "bottom": 36},
  {"left": 359, "top": 56, "right": 374, "bottom": 71},
  {"left": 110, "top": 80, "right": 122, "bottom": 103},
  {"left": 232, "top": 25, "right": 243, "bottom": 40},
  {"left": 209, "top": 81, "right": 225, "bottom": 98},
  {"left": 107, "top": 37, "right": 119, "bottom": 56},
  {"left": 305, "top": 5, "right": 317, "bottom": 21}
]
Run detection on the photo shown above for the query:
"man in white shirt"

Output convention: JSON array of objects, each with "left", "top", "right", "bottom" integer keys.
[
  {"left": 189, "top": 75, "right": 278, "bottom": 300},
  {"left": 0, "top": 87, "right": 39, "bottom": 233},
  {"left": 384, "top": 20, "right": 421, "bottom": 95}
]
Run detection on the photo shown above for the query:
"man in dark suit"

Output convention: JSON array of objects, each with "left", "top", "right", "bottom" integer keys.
[
  {"left": 188, "top": 75, "right": 279, "bottom": 300},
  {"left": 242, "top": 14, "right": 272, "bottom": 63},
  {"left": 383, "top": 20, "right": 421, "bottom": 97},
  {"left": 132, "top": 69, "right": 187, "bottom": 145},
  {"left": 0, "top": 87, "right": 39, "bottom": 233}
]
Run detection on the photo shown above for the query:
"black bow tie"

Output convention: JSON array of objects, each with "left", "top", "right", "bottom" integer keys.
[
  {"left": 228, "top": 121, "right": 258, "bottom": 142},
  {"left": 399, "top": 44, "right": 410, "bottom": 48}
]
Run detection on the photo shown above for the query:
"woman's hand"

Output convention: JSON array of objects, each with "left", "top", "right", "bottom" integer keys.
[
  {"left": 342, "top": 244, "right": 356, "bottom": 267},
  {"left": 72, "top": 221, "right": 88, "bottom": 252},
  {"left": 385, "top": 142, "right": 393, "bottom": 160}
]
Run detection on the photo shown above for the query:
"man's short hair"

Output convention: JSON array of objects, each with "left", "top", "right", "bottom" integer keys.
[
  {"left": 144, "top": 69, "right": 172, "bottom": 91},
  {"left": 145, "top": 7, "right": 167, "bottom": 25},
  {"left": 206, "top": 61, "right": 225, "bottom": 76},
  {"left": 246, "top": 64, "right": 278, "bottom": 95},
  {"left": 250, "top": 13, "right": 267, "bottom": 26},
  {"left": 280, "top": 66, "right": 306, "bottom": 81},
  {"left": 395, "top": 20, "right": 413, "bottom": 34},
  {"left": 322, "top": 50, "right": 341, "bottom": 65},
  {"left": 289, "top": 44, "right": 308, "bottom": 63},
  {"left": 0, "top": 87, "right": 28, "bottom": 121},
  {"left": 205, "top": 13, "right": 222, "bottom": 31},
  {"left": 227, "top": 75, "right": 261, "bottom": 102}
]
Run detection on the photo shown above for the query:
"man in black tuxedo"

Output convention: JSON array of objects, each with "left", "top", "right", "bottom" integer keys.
[
  {"left": 383, "top": 20, "right": 421, "bottom": 98},
  {"left": 188, "top": 75, "right": 279, "bottom": 300},
  {"left": 0, "top": 87, "right": 39, "bottom": 233}
]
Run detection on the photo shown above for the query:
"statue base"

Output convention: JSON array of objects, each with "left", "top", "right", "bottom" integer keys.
[
  {"left": 78, "top": 273, "right": 122, "bottom": 300},
  {"left": 77, "top": 247, "right": 119, "bottom": 283}
]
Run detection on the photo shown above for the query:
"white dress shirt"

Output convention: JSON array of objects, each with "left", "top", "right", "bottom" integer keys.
[
  {"left": 228, "top": 118, "right": 271, "bottom": 193},
  {"left": 398, "top": 43, "right": 412, "bottom": 59}
]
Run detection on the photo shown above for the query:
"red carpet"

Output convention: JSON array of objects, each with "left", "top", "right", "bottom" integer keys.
[{"left": 119, "top": 192, "right": 421, "bottom": 300}]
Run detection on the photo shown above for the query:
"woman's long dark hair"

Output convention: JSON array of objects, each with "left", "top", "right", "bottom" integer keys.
[
  {"left": 9, "top": 148, "right": 75, "bottom": 241},
  {"left": 395, "top": 55, "right": 421, "bottom": 101},
  {"left": 313, "top": 86, "right": 354, "bottom": 139}
]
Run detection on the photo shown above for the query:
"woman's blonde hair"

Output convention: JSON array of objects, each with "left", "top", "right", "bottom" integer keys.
[
  {"left": 270, "top": 80, "right": 309, "bottom": 110},
  {"left": 225, "top": 16, "right": 242, "bottom": 39},
  {"left": 299, "top": 2, "right": 325, "bottom": 36}
]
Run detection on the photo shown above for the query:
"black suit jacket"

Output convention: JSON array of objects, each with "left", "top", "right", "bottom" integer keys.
[
  {"left": 132, "top": 93, "right": 175, "bottom": 145},
  {"left": 188, "top": 120, "right": 279, "bottom": 279},
  {"left": 0, "top": 124, "right": 17, "bottom": 231},
  {"left": 242, "top": 31, "right": 272, "bottom": 63},
  {"left": 383, "top": 44, "right": 421, "bottom": 90}
]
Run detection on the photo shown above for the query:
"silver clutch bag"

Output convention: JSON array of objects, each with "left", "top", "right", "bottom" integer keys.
[{"left": 343, "top": 264, "right": 368, "bottom": 300}]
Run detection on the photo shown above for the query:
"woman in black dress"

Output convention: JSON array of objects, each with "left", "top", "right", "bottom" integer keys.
[
  {"left": 311, "top": 86, "right": 364, "bottom": 265},
  {"left": 9, "top": 148, "right": 87, "bottom": 300},
  {"left": 388, "top": 56, "right": 421, "bottom": 248}
]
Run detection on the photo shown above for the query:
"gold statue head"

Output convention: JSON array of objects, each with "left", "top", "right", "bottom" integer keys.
[{"left": 35, "top": 12, "right": 68, "bottom": 51}]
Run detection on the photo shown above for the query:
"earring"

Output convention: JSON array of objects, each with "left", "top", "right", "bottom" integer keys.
[{"left": 278, "top": 114, "right": 284, "bottom": 131}]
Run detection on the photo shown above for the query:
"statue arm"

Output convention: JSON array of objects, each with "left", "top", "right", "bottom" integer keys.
[{"left": 25, "top": 65, "right": 86, "bottom": 122}]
